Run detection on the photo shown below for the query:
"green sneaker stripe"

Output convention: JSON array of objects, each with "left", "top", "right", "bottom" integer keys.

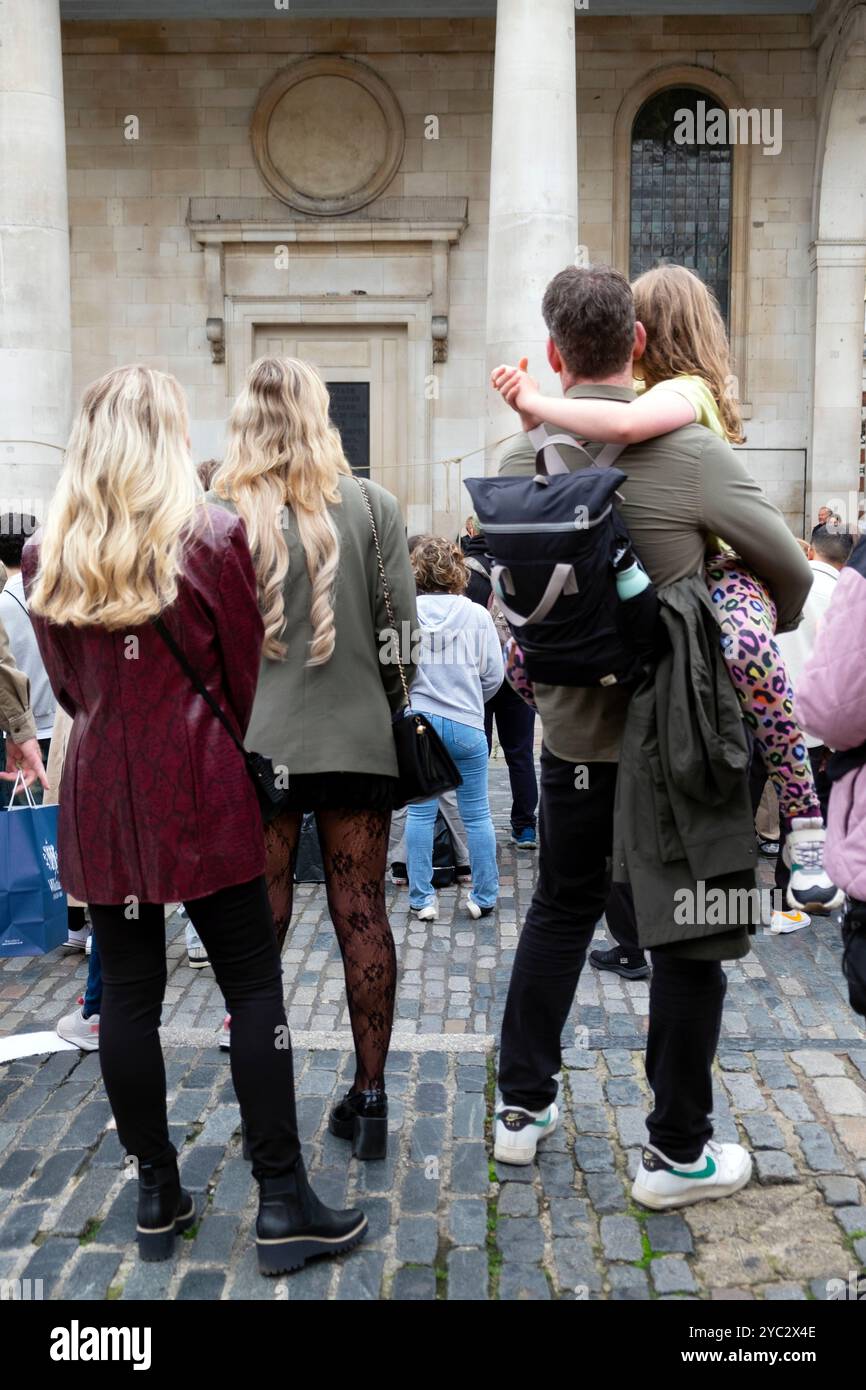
[{"left": 668, "top": 1155, "right": 717, "bottom": 1180}]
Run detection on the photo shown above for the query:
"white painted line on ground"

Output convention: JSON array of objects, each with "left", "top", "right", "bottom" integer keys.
[
  {"left": 158, "top": 1026, "right": 496, "bottom": 1052},
  {"left": 0, "top": 1031, "right": 79, "bottom": 1062}
]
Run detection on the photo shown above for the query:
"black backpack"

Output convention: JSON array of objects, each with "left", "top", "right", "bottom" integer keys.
[{"left": 465, "top": 433, "right": 644, "bottom": 688}]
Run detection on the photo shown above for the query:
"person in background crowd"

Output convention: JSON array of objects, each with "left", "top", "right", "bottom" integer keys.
[
  {"left": 0, "top": 563, "right": 49, "bottom": 794},
  {"left": 797, "top": 533, "right": 866, "bottom": 1019},
  {"left": 461, "top": 515, "right": 539, "bottom": 849},
  {"left": 489, "top": 265, "right": 810, "bottom": 1208},
  {"left": 25, "top": 364, "right": 365, "bottom": 1273},
  {"left": 0, "top": 514, "right": 56, "bottom": 803},
  {"left": 764, "top": 525, "right": 856, "bottom": 932},
  {"left": 405, "top": 537, "right": 503, "bottom": 922},
  {"left": 212, "top": 356, "right": 417, "bottom": 1162},
  {"left": 388, "top": 532, "right": 471, "bottom": 887}
]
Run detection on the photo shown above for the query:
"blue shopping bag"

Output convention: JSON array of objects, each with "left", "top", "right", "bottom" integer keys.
[{"left": 0, "top": 773, "right": 67, "bottom": 957}]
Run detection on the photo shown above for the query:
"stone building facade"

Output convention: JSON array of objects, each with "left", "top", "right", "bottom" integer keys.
[{"left": 1, "top": 0, "right": 865, "bottom": 537}]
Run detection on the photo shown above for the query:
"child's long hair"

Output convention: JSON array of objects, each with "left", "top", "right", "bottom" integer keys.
[
  {"left": 631, "top": 265, "right": 745, "bottom": 445},
  {"left": 213, "top": 357, "right": 351, "bottom": 664}
]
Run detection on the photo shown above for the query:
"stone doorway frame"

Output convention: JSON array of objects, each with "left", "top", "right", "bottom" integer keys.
[{"left": 229, "top": 298, "right": 430, "bottom": 526}]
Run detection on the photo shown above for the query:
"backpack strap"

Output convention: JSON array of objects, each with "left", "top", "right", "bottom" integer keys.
[
  {"left": 528, "top": 424, "right": 626, "bottom": 477},
  {"left": 491, "top": 563, "right": 578, "bottom": 628}
]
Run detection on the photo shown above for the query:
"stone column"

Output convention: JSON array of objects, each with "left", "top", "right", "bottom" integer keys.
[
  {"left": 0, "top": 0, "right": 72, "bottom": 510},
  {"left": 808, "top": 239, "right": 866, "bottom": 529},
  {"left": 484, "top": 0, "right": 578, "bottom": 461}
]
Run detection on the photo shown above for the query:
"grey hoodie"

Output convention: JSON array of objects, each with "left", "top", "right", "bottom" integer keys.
[{"left": 410, "top": 593, "right": 503, "bottom": 731}]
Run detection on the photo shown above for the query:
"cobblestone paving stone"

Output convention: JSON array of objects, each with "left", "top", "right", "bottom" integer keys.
[{"left": 1, "top": 765, "right": 864, "bottom": 1300}]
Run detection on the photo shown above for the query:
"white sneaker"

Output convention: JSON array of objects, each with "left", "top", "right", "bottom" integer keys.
[
  {"left": 769, "top": 909, "right": 811, "bottom": 935},
  {"left": 63, "top": 926, "right": 89, "bottom": 952},
  {"left": 632, "top": 1140, "right": 753, "bottom": 1210},
  {"left": 218, "top": 1014, "right": 231, "bottom": 1052},
  {"left": 493, "top": 1102, "right": 559, "bottom": 1165},
  {"left": 85, "top": 931, "right": 92, "bottom": 956},
  {"left": 187, "top": 943, "right": 209, "bottom": 969},
  {"left": 466, "top": 895, "right": 494, "bottom": 920},
  {"left": 784, "top": 819, "right": 844, "bottom": 913},
  {"left": 414, "top": 899, "right": 438, "bottom": 922},
  {"left": 56, "top": 1006, "right": 100, "bottom": 1052}
]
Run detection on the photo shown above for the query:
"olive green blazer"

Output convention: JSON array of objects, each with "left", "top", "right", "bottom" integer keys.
[{"left": 208, "top": 476, "right": 417, "bottom": 778}]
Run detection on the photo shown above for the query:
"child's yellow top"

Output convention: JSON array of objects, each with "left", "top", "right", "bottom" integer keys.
[{"left": 636, "top": 374, "right": 728, "bottom": 441}]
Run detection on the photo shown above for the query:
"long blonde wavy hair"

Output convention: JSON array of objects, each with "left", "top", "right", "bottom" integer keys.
[
  {"left": 213, "top": 357, "right": 351, "bottom": 664},
  {"left": 631, "top": 264, "right": 745, "bottom": 445},
  {"left": 29, "top": 365, "right": 201, "bottom": 628}
]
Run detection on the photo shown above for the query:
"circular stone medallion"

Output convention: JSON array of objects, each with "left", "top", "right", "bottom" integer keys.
[{"left": 251, "top": 57, "right": 405, "bottom": 215}]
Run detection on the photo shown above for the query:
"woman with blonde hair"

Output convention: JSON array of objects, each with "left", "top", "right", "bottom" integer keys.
[
  {"left": 24, "top": 364, "right": 366, "bottom": 1274},
  {"left": 212, "top": 356, "right": 417, "bottom": 1161},
  {"left": 493, "top": 262, "right": 842, "bottom": 917}
]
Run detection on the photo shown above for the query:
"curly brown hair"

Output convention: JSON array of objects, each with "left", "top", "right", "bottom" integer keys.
[{"left": 411, "top": 536, "right": 469, "bottom": 595}]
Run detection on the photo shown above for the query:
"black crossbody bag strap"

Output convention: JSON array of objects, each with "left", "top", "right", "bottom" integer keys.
[{"left": 152, "top": 615, "right": 247, "bottom": 759}]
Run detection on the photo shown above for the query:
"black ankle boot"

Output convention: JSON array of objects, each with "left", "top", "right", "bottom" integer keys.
[
  {"left": 329, "top": 1088, "right": 388, "bottom": 1160},
  {"left": 255, "top": 1156, "right": 367, "bottom": 1275},
  {"left": 136, "top": 1147, "right": 196, "bottom": 1261}
]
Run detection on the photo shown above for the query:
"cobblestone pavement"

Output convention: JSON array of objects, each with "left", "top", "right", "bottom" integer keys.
[{"left": 1, "top": 763, "right": 864, "bottom": 1300}]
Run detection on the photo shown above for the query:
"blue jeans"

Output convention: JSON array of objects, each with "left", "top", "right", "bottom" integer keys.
[
  {"left": 406, "top": 714, "right": 498, "bottom": 910},
  {"left": 83, "top": 932, "right": 102, "bottom": 1019}
]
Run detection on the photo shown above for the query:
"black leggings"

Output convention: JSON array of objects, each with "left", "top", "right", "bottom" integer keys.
[{"left": 90, "top": 875, "right": 300, "bottom": 1180}]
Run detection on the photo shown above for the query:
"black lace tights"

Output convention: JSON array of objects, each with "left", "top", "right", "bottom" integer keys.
[{"left": 265, "top": 808, "right": 396, "bottom": 1093}]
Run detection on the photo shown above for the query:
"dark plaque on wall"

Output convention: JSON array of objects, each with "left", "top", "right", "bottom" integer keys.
[{"left": 327, "top": 381, "right": 370, "bottom": 477}]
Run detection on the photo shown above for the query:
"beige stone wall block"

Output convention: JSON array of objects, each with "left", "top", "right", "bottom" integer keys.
[
  {"left": 422, "top": 138, "right": 468, "bottom": 173},
  {"left": 403, "top": 173, "right": 449, "bottom": 198},
  {"left": 118, "top": 196, "right": 181, "bottom": 227},
  {"left": 750, "top": 359, "right": 798, "bottom": 393},
  {"left": 153, "top": 169, "right": 206, "bottom": 196},
  {"left": 68, "top": 196, "right": 107, "bottom": 226},
  {"left": 444, "top": 173, "right": 488, "bottom": 201}
]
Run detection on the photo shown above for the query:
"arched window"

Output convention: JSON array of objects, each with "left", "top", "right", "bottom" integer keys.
[{"left": 630, "top": 86, "right": 733, "bottom": 322}]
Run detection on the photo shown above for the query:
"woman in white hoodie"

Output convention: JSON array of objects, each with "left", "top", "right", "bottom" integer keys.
[{"left": 405, "top": 537, "right": 504, "bottom": 920}]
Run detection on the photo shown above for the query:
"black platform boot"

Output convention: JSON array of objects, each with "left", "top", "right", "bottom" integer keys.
[
  {"left": 328, "top": 1088, "right": 388, "bottom": 1160},
  {"left": 136, "top": 1147, "right": 196, "bottom": 1261},
  {"left": 255, "top": 1156, "right": 367, "bottom": 1275}
]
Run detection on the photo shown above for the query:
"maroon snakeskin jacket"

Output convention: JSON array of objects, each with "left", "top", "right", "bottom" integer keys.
[{"left": 22, "top": 505, "right": 266, "bottom": 904}]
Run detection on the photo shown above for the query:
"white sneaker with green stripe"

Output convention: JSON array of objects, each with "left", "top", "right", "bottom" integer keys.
[
  {"left": 493, "top": 1102, "right": 559, "bottom": 1165},
  {"left": 632, "top": 1140, "right": 752, "bottom": 1210}
]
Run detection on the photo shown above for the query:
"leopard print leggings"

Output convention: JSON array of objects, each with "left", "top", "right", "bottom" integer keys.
[
  {"left": 265, "top": 807, "right": 396, "bottom": 1093},
  {"left": 705, "top": 553, "right": 822, "bottom": 828}
]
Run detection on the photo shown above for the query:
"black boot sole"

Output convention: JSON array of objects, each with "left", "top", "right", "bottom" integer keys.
[
  {"left": 136, "top": 1197, "right": 197, "bottom": 1262},
  {"left": 329, "top": 1111, "right": 388, "bottom": 1160},
  {"left": 589, "top": 953, "right": 650, "bottom": 981},
  {"left": 256, "top": 1214, "right": 368, "bottom": 1275}
]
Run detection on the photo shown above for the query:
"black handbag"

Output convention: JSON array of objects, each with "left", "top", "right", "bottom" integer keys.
[
  {"left": 152, "top": 616, "right": 288, "bottom": 823},
  {"left": 355, "top": 478, "right": 462, "bottom": 808}
]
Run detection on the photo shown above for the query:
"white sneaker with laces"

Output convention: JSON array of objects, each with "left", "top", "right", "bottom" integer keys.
[
  {"left": 769, "top": 909, "right": 811, "bottom": 935},
  {"left": 414, "top": 899, "right": 438, "bottom": 922},
  {"left": 632, "top": 1140, "right": 753, "bottom": 1210},
  {"left": 56, "top": 1006, "right": 100, "bottom": 1052},
  {"left": 784, "top": 819, "right": 844, "bottom": 913},
  {"left": 493, "top": 1102, "right": 559, "bottom": 1165}
]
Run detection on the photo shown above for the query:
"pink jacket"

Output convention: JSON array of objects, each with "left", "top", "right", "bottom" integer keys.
[{"left": 795, "top": 538, "right": 866, "bottom": 901}]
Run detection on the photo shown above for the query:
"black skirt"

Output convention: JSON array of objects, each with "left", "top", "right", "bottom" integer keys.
[{"left": 276, "top": 772, "right": 401, "bottom": 815}]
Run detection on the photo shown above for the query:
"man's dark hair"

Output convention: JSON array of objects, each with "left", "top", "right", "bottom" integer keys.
[
  {"left": 0, "top": 513, "right": 39, "bottom": 569},
  {"left": 542, "top": 265, "right": 636, "bottom": 380},
  {"left": 811, "top": 524, "right": 855, "bottom": 567}
]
